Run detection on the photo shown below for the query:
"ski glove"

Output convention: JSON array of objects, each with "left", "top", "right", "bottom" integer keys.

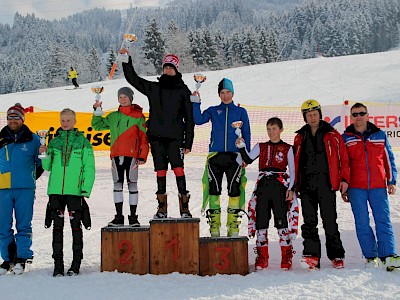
[
  {"left": 44, "top": 200, "right": 52, "bottom": 229},
  {"left": 190, "top": 95, "right": 201, "bottom": 103},
  {"left": 81, "top": 198, "right": 91, "bottom": 230},
  {"left": 235, "top": 137, "right": 246, "bottom": 148}
]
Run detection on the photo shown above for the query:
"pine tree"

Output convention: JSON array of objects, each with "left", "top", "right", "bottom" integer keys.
[
  {"left": 240, "top": 29, "right": 262, "bottom": 65},
  {"left": 107, "top": 48, "right": 117, "bottom": 74},
  {"left": 143, "top": 19, "right": 165, "bottom": 74},
  {"left": 48, "top": 45, "right": 68, "bottom": 87},
  {"left": 188, "top": 30, "right": 205, "bottom": 67},
  {"left": 87, "top": 47, "right": 103, "bottom": 82},
  {"left": 165, "top": 20, "right": 194, "bottom": 73},
  {"left": 202, "top": 28, "right": 221, "bottom": 70}
]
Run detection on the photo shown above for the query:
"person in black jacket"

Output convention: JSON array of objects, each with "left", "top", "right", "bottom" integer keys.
[{"left": 120, "top": 50, "right": 195, "bottom": 219}]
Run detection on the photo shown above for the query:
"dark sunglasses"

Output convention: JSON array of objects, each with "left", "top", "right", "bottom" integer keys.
[
  {"left": 351, "top": 112, "right": 367, "bottom": 117},
  {"left": 7, "top": 116, "right": 22, "bottom": 120}
]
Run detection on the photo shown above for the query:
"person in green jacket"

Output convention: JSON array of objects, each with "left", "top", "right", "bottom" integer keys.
[{"left": 40, "top": 108, "right": 95, "bottom": 277}]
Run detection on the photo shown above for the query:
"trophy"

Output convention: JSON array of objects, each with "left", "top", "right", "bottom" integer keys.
[
  {"left": 194, "top": 73, "right": 206, "bottom": 91},
  {"left": 109, "top": 34, "right": 137, "bottom": 80},
  {"left": 232, "top": 121, "right": 243, "bottom": 138},
  {"left": 189, "top": 73, "right": 206, "bottom": 103},
  {"left": 37, "top": 130, "right": 49, "bottom": 159},
  {"left": 117, "top": 33, "right": 137, "bottom": 63},
  {"left": 91, "top": 86, "right": 104, "bottom": 116}
]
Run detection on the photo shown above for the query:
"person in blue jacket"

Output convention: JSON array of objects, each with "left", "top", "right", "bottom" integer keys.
[
  {"left": 191, "top": 78, "right": 251, "bottom": 237},
  {"left": 342, "top": 102, "right": 399, "bottom": 270},
  {"left": 0, "top": 103, "right": 43, "bottom": 275}
]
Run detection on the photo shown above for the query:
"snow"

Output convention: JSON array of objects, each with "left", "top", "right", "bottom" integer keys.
[{"left": 1, "top": 50, "right": 400, "bottom": 300}]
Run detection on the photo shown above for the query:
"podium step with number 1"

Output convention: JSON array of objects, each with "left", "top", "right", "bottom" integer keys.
[{"left": 149, "top": 218, "right": 200, "bottom": 275}]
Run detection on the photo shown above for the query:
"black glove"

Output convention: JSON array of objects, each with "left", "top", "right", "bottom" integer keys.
[
  {"left": 81, "top": 198, "right": 91, "bottom": 230},
  {"left": 36, "top": 166, "right": 44, "bottom": 180},
  {"left": 44, "top": 200, "right": 52, "bottom": 229}
]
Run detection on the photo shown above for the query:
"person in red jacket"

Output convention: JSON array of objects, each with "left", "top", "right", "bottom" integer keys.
[
  {"left": 293, "top": 100, "right": 350, "bottom": 270},
  {"left": 342, "top": 102, "right": 399, "bottom": 270},
  {"left": 92, "top": 87, "right": 149, "bottom": 227}
]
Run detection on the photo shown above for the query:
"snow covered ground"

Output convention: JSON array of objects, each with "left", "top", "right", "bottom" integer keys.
[{"left": 1, "top": 50, "right": 400, "bottom": 299}]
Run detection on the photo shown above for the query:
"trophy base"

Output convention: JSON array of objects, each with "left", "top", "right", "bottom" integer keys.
[
  {"left": 38, "top": 154, "right": 49, "bottom": 159},
  {"left": 94, "top": 110, "right": 104, "bottom": 116}
]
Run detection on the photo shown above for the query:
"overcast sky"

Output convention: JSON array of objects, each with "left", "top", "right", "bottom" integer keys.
[{"left": 0, "top": 0, "right": 170, "bottom": 25}]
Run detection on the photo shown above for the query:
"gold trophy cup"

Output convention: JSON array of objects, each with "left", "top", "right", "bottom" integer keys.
[
  {"left": 232, "top": 121, "right": 243, "bottom": 138},
  {"left": 92, "top": 86, "right": 104, "bottom": 116},
  {"left": 194, "top": 73, "right": 207, "bottom": 91},
  {"left": 37, "top": 130, "right": 49, "bottom": 159},
  {"left": 118, "top": 33, "right": 137, "bottom": 63}
]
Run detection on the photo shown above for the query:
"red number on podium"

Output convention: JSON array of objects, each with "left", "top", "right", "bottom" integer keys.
[
  {"left": 165, "top": 237, "right": 179, "bottom": 261},
  {"left": 117, "top": 240, "right": 133, "bottom": 264},
  {"left": 215, "top": 247, "right": 231, "bottom": 270}
]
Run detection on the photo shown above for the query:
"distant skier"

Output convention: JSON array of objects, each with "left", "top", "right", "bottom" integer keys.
[{"left": 68, "top": 67, "right": 80, "bottom": 89}]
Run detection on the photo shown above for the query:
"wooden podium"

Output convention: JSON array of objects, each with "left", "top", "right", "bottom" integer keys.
[
  {"left": 149, "top": 218, "right": 200, "bottom": 275},
  {"left": 101, "top": 226, "right": 149, "bottom": 274},
  {"left": 199, "top": 236, "right": 249, "bottom": 276}
]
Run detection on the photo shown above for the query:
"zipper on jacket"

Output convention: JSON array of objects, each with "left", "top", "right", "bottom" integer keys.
[
  {"left": 225, "top": 106, "right": 228, "bottom": 151},
  {"left": 5, "top": 145, "right": 9, "bottom": 161},
  {"left": 62, "top": 132, "right": 69, "bottom": 194},
  {"left": 364, "top": 138, "right": 370, "bottom": 189}
]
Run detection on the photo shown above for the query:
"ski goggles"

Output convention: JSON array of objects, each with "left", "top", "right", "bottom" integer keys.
[
  {"left": 351, "top": 111, "right": 367, "bottom": 117},
  {"left": 7, "top": 116, "right": 22, "bottom": 120}
]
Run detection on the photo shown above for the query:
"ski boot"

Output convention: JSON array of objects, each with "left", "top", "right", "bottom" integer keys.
[
  {"left": 385, "top": 255, "right": 400, "bottom": 272},
  {"left": 300, "top": 256, "right": 320, "bottom": 270},
  {"left": 227, "top": 208, "right": 242, "bottom": 237},
  {"left": 67, "top": 255, "right": 82, "bottom": 276},
  {"left": 108, "top": 214, "right": 124, "bottom": 226},
  {"left": 331, "top": 258, "right": 344, "bottom": 269},
  {"left": 0, "top": 261, "right": 13, "bottom": 275},
  {"left": 281, "top": 245, "right": 294, "bottom": 270},
  {"left": 154, "top": 194, "right": 168, "bottom": 219},
  {"left": 365, "top": 257, "right": 379, "bottom": 268},
  {"left": 206, "top": 208, "right": 221, "bottom": 237},
  {"left": 255, "top": 246, "right": 269, "bottom": 270},
  {"left": 179, "top": 193, "right": 192, "bottom": 218},
  {"left": 0, "top": 240, "right": 18, "bottom": 275},
  {"left": 53, "top": 259, "right": 64, "bottom": 277},
  {"left": 128, "top": 215, "right": 140, "bottom": 227},
  {"left": 13, "top": 258, "right": 27, "bottom": 275}
]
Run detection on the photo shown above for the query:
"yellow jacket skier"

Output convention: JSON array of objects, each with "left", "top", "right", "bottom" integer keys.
[{"left": 68, "top": 67, "right": 79, "bottom": 88}]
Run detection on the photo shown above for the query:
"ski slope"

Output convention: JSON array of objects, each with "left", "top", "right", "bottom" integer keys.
[{"left": 0, "top": 50, "right": 400, "bottom": 300}]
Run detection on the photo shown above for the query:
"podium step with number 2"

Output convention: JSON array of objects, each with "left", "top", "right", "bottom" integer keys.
[{"left": 101, "top": 226, "right": 150, "bottom": 274}]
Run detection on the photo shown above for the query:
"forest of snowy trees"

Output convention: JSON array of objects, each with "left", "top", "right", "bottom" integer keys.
[{"left": 0, "top": 0, "right": 399, "bottom": 94}]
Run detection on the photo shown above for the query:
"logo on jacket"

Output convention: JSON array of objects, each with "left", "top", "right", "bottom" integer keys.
[
  {"left": 21, "top": 144, "right": 28, "bottom": 152},
  {"left": 275, "top": 151, "right": 284, "bottom": 163},
  {"left": 217, "top": 110, "right": 223, "bottom": 115}
]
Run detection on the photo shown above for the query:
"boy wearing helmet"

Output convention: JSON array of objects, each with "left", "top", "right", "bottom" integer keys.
[{"left": 293, "top": 100, "right": 350, "bottom": 270}]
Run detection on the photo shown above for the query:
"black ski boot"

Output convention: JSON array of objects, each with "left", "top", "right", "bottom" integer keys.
[
  {"left": 53, "top": 259, "right": 64, "bottom": 277},
  {"left": 67, "top": 257, "right": 81, "bottom": 276}
]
